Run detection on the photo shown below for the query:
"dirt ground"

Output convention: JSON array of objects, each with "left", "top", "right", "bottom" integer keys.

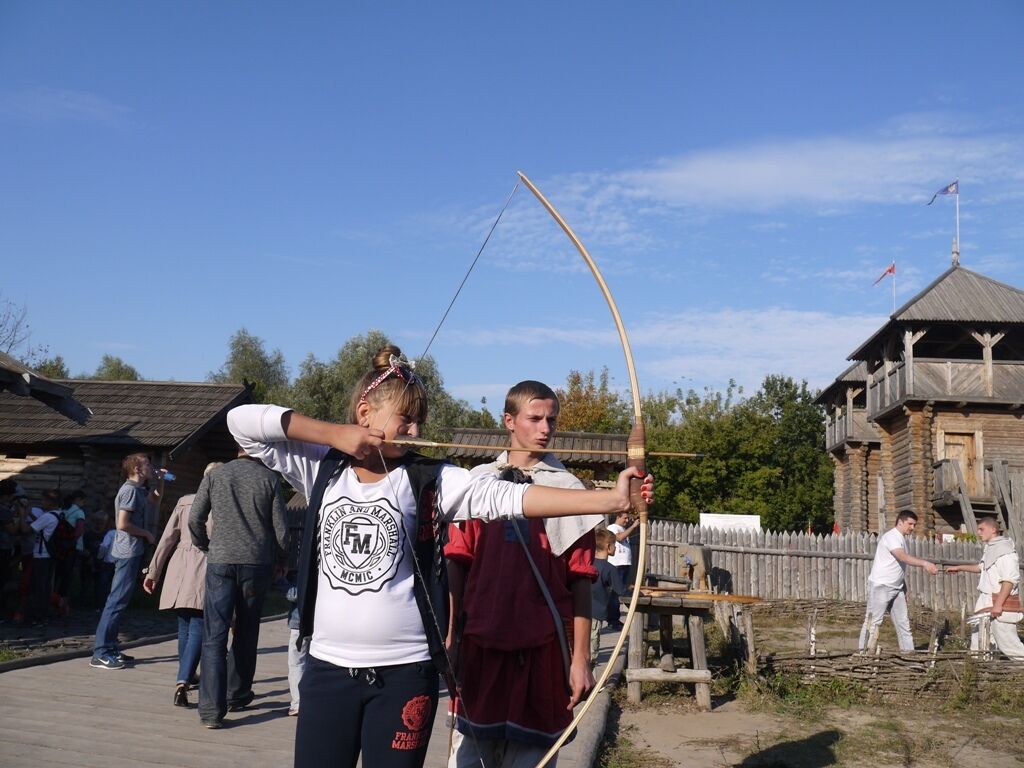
[
  {"left": 598, "top": 604, "right": 1024, "bottom": 768},
  {"left": 613, "top": 699, "right": 1023, "bottom": 768}
]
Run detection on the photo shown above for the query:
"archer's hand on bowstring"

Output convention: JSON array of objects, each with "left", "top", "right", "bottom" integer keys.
[{"left": 282, "top": 412, "right": 385, "bottom": 460}]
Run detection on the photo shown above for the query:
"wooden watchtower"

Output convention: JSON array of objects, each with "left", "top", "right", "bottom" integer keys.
[{"left": 818, "top": 265, "right": 1024, "bottom": 535}]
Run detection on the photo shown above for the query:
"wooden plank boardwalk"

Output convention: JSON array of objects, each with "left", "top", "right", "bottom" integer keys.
[{"left": 0, "top": 617, "right": 610, "bottom": 767}]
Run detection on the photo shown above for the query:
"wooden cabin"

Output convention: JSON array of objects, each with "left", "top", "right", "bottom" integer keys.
[
  {"left": 0, "top": 379, "right": 252, "bottom": 528},
  {"left": 819, "top": 265, "right": 1024, "bottom": 535}
]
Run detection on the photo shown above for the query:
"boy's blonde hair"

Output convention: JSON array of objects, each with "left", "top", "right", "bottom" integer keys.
[{"left": 595, "top": 528, "right": 615, "bottom": 550}]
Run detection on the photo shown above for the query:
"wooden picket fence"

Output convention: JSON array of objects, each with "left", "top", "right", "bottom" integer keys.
[{"left": 648, "top": 521, "right": 984, "bottom": 613}]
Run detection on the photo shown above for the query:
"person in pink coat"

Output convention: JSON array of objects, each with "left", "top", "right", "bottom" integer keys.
[{"left": 143, "top": 463, "right": 221, "bottom": 707}]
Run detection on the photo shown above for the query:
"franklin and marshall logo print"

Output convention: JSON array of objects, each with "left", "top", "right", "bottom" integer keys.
[{"left": 320, "top": 496, "right": 403, "bottom": 594}]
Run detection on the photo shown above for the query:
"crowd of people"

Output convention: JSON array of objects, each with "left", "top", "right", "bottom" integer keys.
[
  {"left": 0, "top": 479, "right": 117, "bottom": 626},
  {"left": 1, "top": 346, "right": 651, "bottom": 768},
  {"left": 3, "top": 341, "right": 1020, "bottom": 768}
]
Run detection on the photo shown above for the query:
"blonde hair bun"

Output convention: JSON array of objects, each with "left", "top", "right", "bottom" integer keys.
[{"left": 372, "top": 344, "right": 403, "bottom": 371}]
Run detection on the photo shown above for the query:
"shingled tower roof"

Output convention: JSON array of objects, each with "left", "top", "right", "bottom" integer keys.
[{"left": 851, "top": 266, "right": 1024, "bottom": 359}]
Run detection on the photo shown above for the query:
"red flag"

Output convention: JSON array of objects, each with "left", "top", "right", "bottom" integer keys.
[{"left": 873, "top": 262, "right": 896, "bottom": 285}]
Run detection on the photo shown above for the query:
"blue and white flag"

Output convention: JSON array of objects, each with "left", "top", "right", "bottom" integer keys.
[{"left": 927, "top": 180, "right": 959, "bottom": 205}]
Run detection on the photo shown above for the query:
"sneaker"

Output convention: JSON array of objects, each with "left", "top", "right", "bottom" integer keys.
[
  {"left": 113, "top": 652, "right": 135, "bottom": 665},
  {"left": 173, "top": 684, "right": 189, "bottom": 707},
  {"left": 90, "top": 654, "right": 126, "bottom": 670},
  {"left": 227, "top": 690, "right": 254, "bottom": 711},
  {"left": 201, "top": 718, "right": 223, "bottom": 730}
]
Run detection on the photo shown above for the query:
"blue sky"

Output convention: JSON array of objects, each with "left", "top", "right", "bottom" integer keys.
[{"left": 3, "top": 2, "right": 1023, "bottom": 414}]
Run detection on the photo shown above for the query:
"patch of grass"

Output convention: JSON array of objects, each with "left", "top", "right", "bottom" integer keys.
[
  {"left": 596, "top": 723, "right": 673, "bottom": 768},
  {"left": 0, "top": 648, "right": 26, "bottom": 662},
  {"left": 737, "top": 672, "right": 867, "bottom": 720},
  {"left": 983, "top": 680, "right": 1024, "bottom": 716},
  {"left": 944, "top": 658, "right": 979, "bottom": 711}
]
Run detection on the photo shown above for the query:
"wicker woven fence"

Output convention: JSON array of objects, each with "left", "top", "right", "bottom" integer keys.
[
  {"left": 766, "top": 649, "right": 1024, "bottom": 702},
  {"left": 648, "top": 521, "right": 984, "bottom": 613}
]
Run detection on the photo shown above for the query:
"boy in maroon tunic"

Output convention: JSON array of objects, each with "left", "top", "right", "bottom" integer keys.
[{"left": 445, "top": 381, "right": 602, "bottom": 767}]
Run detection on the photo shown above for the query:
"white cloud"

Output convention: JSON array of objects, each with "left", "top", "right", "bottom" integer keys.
[
  {"left": 0, "top": 88, "right": 133, "bottom": 127},
  {"left": 443, "top": 307, "right": 886, "bottom": 394},
  {"left": 634, "top": 308, "right": 885, "bottom": 390},
  {"left": 614, "top": 132, "right": 1023, "bottom": 211},
  {"left": 433, "top": 114, "right": 1022, "bottom": 281}
]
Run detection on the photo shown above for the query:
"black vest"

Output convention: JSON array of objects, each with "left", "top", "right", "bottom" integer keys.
[{"left": 295, "top": 450, "right": 450, "bottom": 676}]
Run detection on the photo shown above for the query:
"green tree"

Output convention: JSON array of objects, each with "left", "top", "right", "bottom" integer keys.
[
  {"left": 645, "top": 377, "right": 833, "bottom": 531},
  {"left": 555, "top": 368, "right": 631, "bottom": 433},
  {"left": 286, "top": 329, "right": 495, "bottom": 439},
  {"left": 208, "top": 328, "right": 290, "bottom": 402},
  {"left": 34, "top": 355, "right": 70, "bottom": 379},
  {"left": 745, "top": 375, "right": 834, "bottom": 532},
  {"left": 92, "top": 354, "right": 142, "bottom": 381}
]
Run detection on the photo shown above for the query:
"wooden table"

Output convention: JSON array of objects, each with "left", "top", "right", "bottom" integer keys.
[{"left": 622, "top": 590, "right": 715, "bottom": 710}]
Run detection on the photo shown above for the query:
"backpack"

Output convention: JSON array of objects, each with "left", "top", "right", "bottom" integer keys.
[{"left": 45, "top": 511, "right": 78, "bottom": 561}]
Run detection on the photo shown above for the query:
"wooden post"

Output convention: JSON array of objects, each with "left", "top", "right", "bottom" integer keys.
[
  {"left": 687, "top": 612, "right": 712, "bottom": 711},
  {"left": 978, "top": 616, "right": 992, "bottom": 660},
  {"left": 877, "top": 476, "right": 887, "bottom": 532},
  {"left": 952, "top": 460, "right": 978, "bottom": 535},
  {"left": 968, "top": 331, "right": 1005, "bottom": 397},
  {"left": 1006, "top": 471, "right": 1024, "bottom": 546},
  {"left": 904, "top": 329, "right": 915, "bottom": 396},
  {"left": 659, "top": 615, "right": 675, "bottom": 672},
  {"left": 742, "top": 608, "right": 757, "bottom": 675},
  {"left": 627, "top": 601, "right": 644, "bottom": 705}
]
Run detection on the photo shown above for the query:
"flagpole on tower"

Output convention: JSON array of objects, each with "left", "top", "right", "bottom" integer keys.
[
  {"left": 953, "top": 181, "right": 960, "bottom": 266},
  {"left": 892, "top": 261, "right": 896, "bottom": 314}
]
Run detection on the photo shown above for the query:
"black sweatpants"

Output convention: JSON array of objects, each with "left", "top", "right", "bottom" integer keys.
[{"left": 294, "top": 655, "right": 439, "bottom": 768}]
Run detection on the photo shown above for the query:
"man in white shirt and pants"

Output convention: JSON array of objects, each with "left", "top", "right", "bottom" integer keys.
[{"left": 858, "top": 510, "right": 937, "bottom": 652}]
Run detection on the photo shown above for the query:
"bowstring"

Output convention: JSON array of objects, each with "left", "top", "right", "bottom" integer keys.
[
  {"left": 376, "top": 178, "right": 520, "bottom": 433},
  {"left": 371, "top": 179, "right": 522, "bottom": 768}
]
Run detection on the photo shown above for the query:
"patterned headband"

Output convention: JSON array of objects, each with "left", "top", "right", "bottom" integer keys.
[{"left": 359, "top": 354, "right": 419, "bottom": 404}]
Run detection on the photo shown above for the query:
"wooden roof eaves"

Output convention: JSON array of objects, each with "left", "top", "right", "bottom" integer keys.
[
  {"left": 168, "top": 383, "right": 254, "bottom": 461},
  {"left": 447, "top": 427, "right": 628, "bottom": 465},
  {"left": 812, "top": 361, "right": 868, "bottom": 406},
  {"left": 0, "top": 351, "right": 91, "bottom": 423},
  {"left": 870, "top": 394, "right": 1024, "bottom": 423}
]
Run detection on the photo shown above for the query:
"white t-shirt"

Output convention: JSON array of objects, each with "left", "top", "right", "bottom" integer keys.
[
  {"left": 227, "top": 404, "right": 529, "bottom": 668},
  {"left": 29, "top": 508, "right": 58, "bottom": 559},
  {"left": 869, "top": 527, "right": 908, "bottom": 586},
  {"left": 607, "top": 522, "right": 631, "bottom": 567}
]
